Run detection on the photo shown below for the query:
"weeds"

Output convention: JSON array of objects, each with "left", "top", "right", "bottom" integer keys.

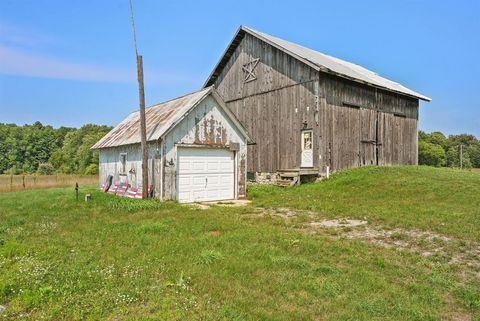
[
  {"left": 197, "top": 250, "right": 224, "bottom": 265},
  {"left": 108, "top": 197, "right": 167, "bottom": 212},
  {"left": 0, "top": 167, "right": 479, "bottom": 320},
  {"left": 136, "top": 221, "right": 168, "bottom": 234},
  {"left": 457, "top": 281, "right": 480, "bottom": 310}
]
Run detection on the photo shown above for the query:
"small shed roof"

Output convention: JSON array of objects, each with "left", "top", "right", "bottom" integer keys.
[
  {"left": 91, "top": 86, "right": 252, "bottom": 149},
  {"left": 205, "top": 26, "right": 431, "bottom": 102}
]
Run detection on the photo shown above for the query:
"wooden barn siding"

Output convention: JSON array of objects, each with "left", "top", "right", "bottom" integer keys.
[
  {"left": 214, "top": 33, "right": 319, "bottom": 172},
  {"left": 226, "top": 81, "right": 318, "bottom": 172},
  {"left": 214, "top": 33, "right": 419, "bottom": 173},
  {"left": 215, "top": 33, "right": 318, "bottom": 101},
  {"left": 320, "top": 74, "right": 419, "bottom": 170}
]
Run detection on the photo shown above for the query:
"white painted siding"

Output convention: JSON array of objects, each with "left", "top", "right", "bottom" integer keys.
[
  {"left": 98, "top": 94, "right": 248, "bottom": 201},
  {"left": 161, "top": 95, "right": 247, "bottom": 201},
  {"left": 98, "top": 142, "right": 160, "bottom": 192}
]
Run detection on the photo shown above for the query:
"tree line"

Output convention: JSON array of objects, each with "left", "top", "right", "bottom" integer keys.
[
  {"left": 0, "top": 122, "right": 112, "bottom": 175},
  {"left": 418, "top": 131, "right": 480, "bottom": 168},
  {"left": 0, "top": 122, "right": 479, "bottom": 175}
]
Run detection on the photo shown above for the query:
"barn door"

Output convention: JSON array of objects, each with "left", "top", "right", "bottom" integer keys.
[
  {"left": 301, "top": 130, "right": 313, "bottom": 167},
  {"left": 359, "top": 108, "right": 377, "bottom": 166},
  {"left": 376, "top": 111, "right": 394, "bottom": 165}
]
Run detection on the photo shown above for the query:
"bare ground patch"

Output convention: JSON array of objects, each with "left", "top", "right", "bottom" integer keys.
[
  {"left": 188, "top": 199, "right": 252, "bottom": 210},
  {"left": 244, "top": 207, "right": 480, "bottom": 277},
  {"left": 307, "top": 219, "right": 367, "bottom": 228},
  {"left": 242, "top": 207, "right": 309, "bottom": 220},
  {"left": 306, "top": 221, "right": 480, "bottom": 278}
]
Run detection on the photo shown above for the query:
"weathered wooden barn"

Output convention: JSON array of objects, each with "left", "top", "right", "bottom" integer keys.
[
  {"left": 205, "top": 26, "right": 431, "bottom": 184},
  {"left": 92, "top": 87, "right": 252, "bottom": 202}
]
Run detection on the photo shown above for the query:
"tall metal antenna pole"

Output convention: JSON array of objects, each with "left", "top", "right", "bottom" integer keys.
[{"left": 129, "top": 0, "right": 148, "bottom": 198}]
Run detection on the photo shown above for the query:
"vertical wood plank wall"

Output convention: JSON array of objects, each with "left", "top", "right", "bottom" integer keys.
[
  {"left": 214, "top": 33, "right": 319, "bottom": 173},
  {"left": 213, "top": 33, "right": 420, "bottom": 174},
  {"left": 320, "top": 74, "right": 419, "bottom": 171}
]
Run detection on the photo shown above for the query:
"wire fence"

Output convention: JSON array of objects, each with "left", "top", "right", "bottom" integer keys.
[{"left": 0, "top": 175, "right": 98, "bottom": 193}]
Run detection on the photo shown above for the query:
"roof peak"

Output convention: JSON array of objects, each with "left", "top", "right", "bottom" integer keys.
[
  {"left": 128, "top": 86, "right": 213, "bottom": 116},
  {"left": 205, "top": 26, "right": 430, "bottom": 101},
  {"left": 91, "top": 86, "right": 253, "bottom": 149}
]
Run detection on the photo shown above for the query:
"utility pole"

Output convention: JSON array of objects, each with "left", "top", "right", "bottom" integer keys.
[
  {"left": 460, "top": 144, "right": 463, "bottom": 170},
  {"left": 129, "top": 0, "right": 148, "bottom": 198}
]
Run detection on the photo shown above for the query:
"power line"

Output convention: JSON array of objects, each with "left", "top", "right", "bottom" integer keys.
[{"left": 128, "top": 0, "right": 139, "bottom": 56}]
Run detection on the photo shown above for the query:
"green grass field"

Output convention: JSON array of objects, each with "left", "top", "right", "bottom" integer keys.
[{"left": 0, "top": 166, "right": 479, "bottom": 320}]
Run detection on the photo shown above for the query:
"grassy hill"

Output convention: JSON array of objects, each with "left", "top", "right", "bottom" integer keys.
[
  {"left": 250, "top": 166, "right": 480, "bottom": 241},
  {"left": 0, "top": 166, "right": 479, "bottom": 320}
]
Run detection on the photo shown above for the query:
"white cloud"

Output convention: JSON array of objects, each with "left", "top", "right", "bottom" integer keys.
[
  {"left": 0, "top": 20, "right": 203, "bottom": 84},
  {"left": 0, "top": 44, "right": 135, "bottom": 82},
  {"left": 0, "top": 44, "right": 204, "bottom": 84},
  {"left": 0, "top": 20, "right": 55, "bottom": 48},
  {"left": 0, "top": 20, "right": 135, "bottom": 82}
]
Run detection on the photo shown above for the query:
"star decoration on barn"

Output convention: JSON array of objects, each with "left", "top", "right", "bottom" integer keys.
[{"left": 242, "top": 58, "right": 259, "bottom": 82}]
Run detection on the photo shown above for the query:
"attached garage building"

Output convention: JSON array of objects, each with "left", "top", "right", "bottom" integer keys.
[{"left": 92, "top": 86, "right": 252, "bottom": 203}]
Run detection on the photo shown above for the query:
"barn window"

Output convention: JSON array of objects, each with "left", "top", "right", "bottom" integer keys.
[
  {"left": 120, "top": 153, "right": 127, "bottom": 173},
  {"left": 302, "top": 131, "right": 313, "bottom": 150}
]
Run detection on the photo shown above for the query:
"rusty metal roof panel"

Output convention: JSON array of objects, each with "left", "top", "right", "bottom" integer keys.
[{"left": 92, "top": 87, "right": 212, "bottom": 149}]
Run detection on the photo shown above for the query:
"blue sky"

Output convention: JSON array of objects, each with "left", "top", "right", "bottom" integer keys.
[{"left": 0, "top": 0, "right": 479, "bottom": 136}]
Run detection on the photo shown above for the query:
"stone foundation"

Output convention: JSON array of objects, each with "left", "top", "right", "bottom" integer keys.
[
  {"left": 248, "top": 172, "right": 278, "bottom": 184},
  {"left": 248, "top": 171, "right": 326, "bottom": 185}
]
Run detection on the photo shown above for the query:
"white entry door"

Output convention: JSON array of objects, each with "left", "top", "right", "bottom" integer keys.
[
  {"left": 301, "top": 130, "right": 313, "bottom": 167},
  {"left": 177, "top": 148, "right": 235, "bottom": 203}
]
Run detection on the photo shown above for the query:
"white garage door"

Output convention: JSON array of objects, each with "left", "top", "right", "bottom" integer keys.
[{"left": 177, "top": 148, "right": 235, "bottom": 203}]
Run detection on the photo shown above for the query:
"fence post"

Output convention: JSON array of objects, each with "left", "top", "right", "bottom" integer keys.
[
  {"left": 10, "top": 175, "right": 13, "bottom": 191},
  {"left": 22, "top": 175, "right": 25, "bottom": 189}
]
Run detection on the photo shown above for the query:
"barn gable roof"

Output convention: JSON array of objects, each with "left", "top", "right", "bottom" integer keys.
[
  {"left": 204, "top": 26, "right": 431, "bottom": 102},
  {"left": 91, "top": 86, "right": 252, "bottom": 149}
]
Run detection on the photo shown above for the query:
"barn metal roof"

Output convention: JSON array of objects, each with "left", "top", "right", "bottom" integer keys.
[
  {"left": 205, "top": 26, "right": 431, "bottom": 102},
  {"left": 92, "top": 87, "right": 211, "bottom": 149},
  {"left": 92, "top": 86, "right": 252, "bottom": 149}
]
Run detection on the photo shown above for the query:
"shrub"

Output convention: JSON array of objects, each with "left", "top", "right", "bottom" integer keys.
[
  {"left": 419, "top": 141, "right": 446, "bottom": 167},
  {"left": 467, "top": 144, "right": 480, "bottom": 168},
  {"left": 37, "top": 163, "right": 55, "bottom": 175},
  {"left": 446, "top": 147, "right": 473, "bottom": 168},
  {"left": 4, "top": 166, "right": 20, "bottom": 175},
  {"left": 84, "top": 163, "right": 98, "bottom": 175}
]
